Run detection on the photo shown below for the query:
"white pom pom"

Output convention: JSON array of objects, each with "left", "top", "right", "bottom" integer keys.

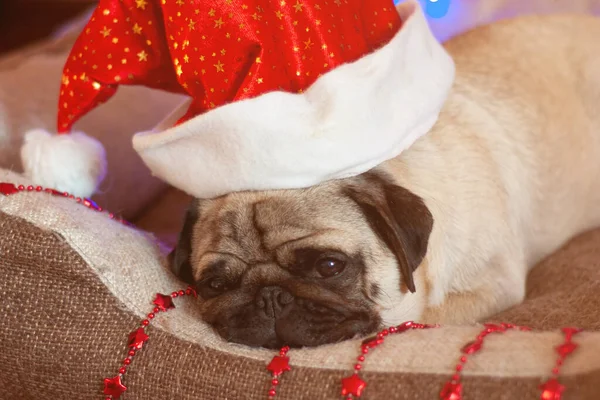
[{"left": 20, "top": 129, "right": 107, "bottom": 198}]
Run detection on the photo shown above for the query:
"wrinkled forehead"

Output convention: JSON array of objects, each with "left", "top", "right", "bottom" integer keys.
[{"left": 192, "top": 189, "right": 367, "bottom": 263}]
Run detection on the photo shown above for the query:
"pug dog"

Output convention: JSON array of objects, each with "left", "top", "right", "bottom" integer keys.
[{"left": 169, "top": 13, "right": 600, "bottom": 348}]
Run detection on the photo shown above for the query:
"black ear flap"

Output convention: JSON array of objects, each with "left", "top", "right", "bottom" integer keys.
[
  {"left": 170, "top": 199, "right": 201, "bottom": 284},
  {"left": 345, "top": 172, "right": 433, "bottom": 293}
]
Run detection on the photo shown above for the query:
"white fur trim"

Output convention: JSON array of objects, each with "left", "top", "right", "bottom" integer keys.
[
  {"left": 20, "top": 129, "right": 107, "bottom": 198},
  {"left": 133, "top": 0, "right": 455, "bottom": 199}
]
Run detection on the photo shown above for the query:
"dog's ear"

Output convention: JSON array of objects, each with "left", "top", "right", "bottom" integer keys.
[
  {"left": 169, "top": 199, "right": 201, "bottom": 284},
  {"left": 344, "top": 172, "right": 433, "bottom": 293}
]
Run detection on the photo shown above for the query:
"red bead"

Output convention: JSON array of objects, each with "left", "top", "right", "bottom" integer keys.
[
  {"left": 171, "top": 291, "right": 179, "bottom": 298},
  {"left": 268, "top": 389, "right": 276, "bottom": 396},
  {"left": 109, "top": 213, "right": 115, "bottom": 219},
  {"left": 0, "top": 183, "right": 19, "bottom": 195},
  {"left": 382, "top": 329, "right": 389, "bottom": 336},
  {"left": 148, "top": 313, "right": 155, "bottom": 319},
  {"left": 539, "top": 378, "right": 565, "bottom": 400},
  {"left": 27, "top": 185, "right": 34, "bottom": 191},
  {"left": 455, "top": 364, "right": 463, "bottom": 372},
  {"left": 357, "top": 356, "right": 365, "bottom": 362},
  {"left": 552, "top": 367, "right": 560, "bottom": 375},
  {"left": 362, "top": 337, "right": 383, "bottom": 349},
  {"left": 76, "top": 198, "right": 81, "bottom": 203},
  {"left": 142, "top": 319, "right": 149, "bottom": 326},
  {"left": 35, "top": 186, "right": 42, "bottom": 191},
  {"left": 282, "top": 346, "right": 290, "bottom": 352},
  {"left": 128, "top": 350, "right": 135, "bottom": 356},
  {"left": 461, "top": 341, "right": 482, "bottom": 355},
  {"left": 186, "top": 288, "right": 192, "bottom": 295},
  {"left": 341, "top": 374, "right": 366, "bottom": 397},
  {"left": 153, "top": 307, "right": 160, "bottom": 313},
  {"left": 103, "top": 375, "right": 127, "bottom": 400},
  {"left": 440, "top": 381, "right": 462, "bottom": 400},
  {"left": 555, "top": 342, "right": 578, "bottom": 357},
  {"left": 272, "top": 379, "right": 279, "bottom": 386},
  {"left": 389, "top": 326, "right": 397, "bottom": 333},
  {"left": 561, "top": 327, "right": 582, "bottom": 339},
  {"left": 128, "top": 328, "right": 149, "bottom": 350},
  {"left": 452, "top": 374, "right": 460, "bottom": 381},
  {"left": 460, "top": 356, "right": 467, "bottom": 363},
  {"left": 483, "top": 323, "right": 504, "bottom": 333},
  {"left": 153, "top": 293, "right": 175, "bottom": 311},
  {"left": 178, "top": 290, "right": 185, "bottom": 296},
  {"left": 396, "top": 321, "right": 414, "bottom": 332},
  {"left": 354, "top": 364, "right": 362, "bottom": 371},
  {"left": 267, "top": 355, "right": 291, "bottom": 376},
  {"left": 361, "top": 347, "right": 369, "bottom": 354},
  {"left": 186, "top": 286, "right": 198, "bottom": 298},
  {"left": 123, "top": 358, "right": 131, "bottom": 365},
  {"left": 18, "top": 185, "right": 25, "bottom": 190},
  {"left": 119, "top": 367, "right": 126, "bottom": 374}
]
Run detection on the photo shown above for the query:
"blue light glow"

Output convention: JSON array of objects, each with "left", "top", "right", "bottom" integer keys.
[
  {"left": 395, "top": 0, "right": 451, "bottom": 18},
  {"left": 395, "top": 0, "right": 467, "bottom": 41}
]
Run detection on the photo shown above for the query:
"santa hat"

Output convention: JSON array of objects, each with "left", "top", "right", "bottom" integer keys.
[{"left": 21, "top": 0, "right": 454, "bottom": 199}]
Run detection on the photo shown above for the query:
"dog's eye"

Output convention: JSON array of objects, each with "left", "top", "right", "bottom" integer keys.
[
  {"left": 198, "top": 278, "right": 229, "bottom": 299},
  {"left": 209, "top": 278, "right": 226, "bottom": 291},
  {"left": 315, "top": 257, "right": 346, "bottom": 277}
]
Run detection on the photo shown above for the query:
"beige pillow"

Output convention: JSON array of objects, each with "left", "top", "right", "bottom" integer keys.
[{"left": 1, "top": 168, "right": 599, "bottom": 399}]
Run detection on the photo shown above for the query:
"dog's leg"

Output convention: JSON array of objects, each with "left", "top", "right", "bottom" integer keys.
[{"left": 420, "top": 255, "right": 527, "bottom": 325}]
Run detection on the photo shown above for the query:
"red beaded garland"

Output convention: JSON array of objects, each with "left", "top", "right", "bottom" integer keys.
[
  {"left": 266, "top": 346, "right": 291, "bottom": 399},
  {"left": 102, "top": 287, "right": 197, "bottom": 399},
  {"left": 2, "top": 181, "right": 584, "bottom": 400},
  {"left": 539, "top": 327, "right": 582, "bottom": 400},
  {"left": 339, "top": 321, "right": 439, "bottom": 398},
  {"left": 440, "top": 323, "right": 531, "bottom": 400},
  {"left": 0, "top": 182, "right": 127, "bottom": 225}
]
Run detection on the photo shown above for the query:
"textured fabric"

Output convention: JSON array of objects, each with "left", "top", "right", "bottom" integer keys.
[
  {"left": 3, "top": 168, "right": 600, "bottom": 376},
  {"left": 2, "top": 211, "right": 600, "bottom": 399},
  {"left": 2, "top": 167, "right": 600, "bottom": 399},
  {"left": 489, "top": 228, "right": 600, "bottom": 331}
]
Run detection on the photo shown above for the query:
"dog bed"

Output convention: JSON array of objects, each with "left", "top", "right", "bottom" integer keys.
[{"left": 1, "top": 168, "right": 599, "bottom": 400}]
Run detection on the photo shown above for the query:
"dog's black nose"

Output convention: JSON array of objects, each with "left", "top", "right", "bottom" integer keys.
[{"left": 255, "top": 286, "right": 294, "bottom": 318}]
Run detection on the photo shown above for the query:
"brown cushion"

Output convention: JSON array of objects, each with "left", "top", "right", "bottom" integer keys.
[
  {"left": 1, "top": 169, "right": 599, "bottom": 399},
  {"left": 488, "top": 228, "right": 600, "bottom": 331}
]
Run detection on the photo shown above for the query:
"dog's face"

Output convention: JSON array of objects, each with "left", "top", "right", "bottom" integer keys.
[{"left": 170, "top": 171, "right": 433, "bottom": 348}]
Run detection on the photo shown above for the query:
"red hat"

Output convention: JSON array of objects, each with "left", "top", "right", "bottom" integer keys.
[{"left": 20, "top": 0, "right": 454, "bottom": 199}]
